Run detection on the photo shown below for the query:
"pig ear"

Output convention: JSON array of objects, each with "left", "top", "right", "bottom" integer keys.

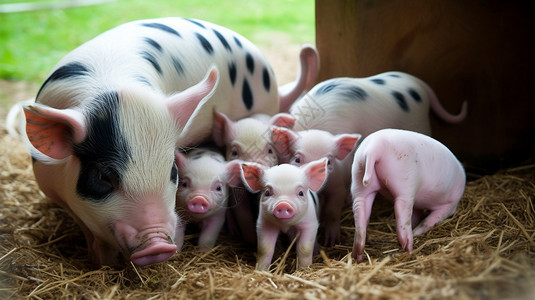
[
  {"left": 269, "top": 113, "right": 296, "bottom": 129},
  {"left": 225, "top": 160, "right": 243, "bottom": 187},
  {"left": 212, "top": 109, "right": 233, "bottom": 148},
  {"left": 240, "top": 163, "right": 264, "bottom": 193},
  {"left": 304, "top": 158, "right": 329, "bottom": 192},
  {"left": 23, "top": 103, "right": 86, "bottom": 161},
  {"left": 174, "top": 150, "right": 189, "bottom": 171},
  {"left": 334, "top": 133, "right": 362, "bottom": 160},
  {"left": 271, "top": 127, "right": 298, "bottom": 161},
  {"left": 278, "top": 45, "right": 319, "bottom": 112},
  {"left": 167, "top": 66, "right": 219, "bottom": 133}
]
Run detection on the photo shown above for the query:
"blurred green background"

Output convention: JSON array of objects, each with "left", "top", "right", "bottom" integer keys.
[{"left": 0, "top": 0, "right": 315, "bottom": 83}]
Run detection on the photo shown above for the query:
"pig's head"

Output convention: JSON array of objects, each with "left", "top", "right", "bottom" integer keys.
[
  {"left": 175, "top": 149, "right": 241, "bottom": 218},
  {"left": 240, "top": 159, "right": 328, "bottom": 225},
  {"left": 23, "top": 67, "right": 219, "bottom": 266},
  {"left": 272, "top": 127, "right": 361, "bottom": 172},
  {"left": 212, "top": 110, "right": 295, "bottom": 166}
]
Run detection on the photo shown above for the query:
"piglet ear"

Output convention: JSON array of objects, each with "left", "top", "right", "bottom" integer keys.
[
  {"left": 240, "top": 163, "right": 264, "bottom": 193},
  {"left": 23, "top": 103, "right": 86, "bottom": 161},
  {"left": 167, "top": 66, "right": 219, "bottom": 137},
  {"left": 174, "top": 150, "right": 189, "bottom": 171},
  {"left": 304, "top": 158, "right": 328, "bottom": 192},
  {"left": 270, "top": 113, "right": 296, "bottom": 129},
  {"left": 212, "top": 109, "right": 233, "bottom": 148},
  {"left": 271, "top": 126, "right": 298, "bottom": 162},
  {"left": 225, "top": 160, "right": 243, "bottom": 187},
  {"left": 334, "top": 133, "right": 362, "bottom": 160}
]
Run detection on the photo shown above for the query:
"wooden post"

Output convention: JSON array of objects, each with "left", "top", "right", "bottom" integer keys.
[{"left": 315, "top": 0, "right": 535, "bottom": 172}]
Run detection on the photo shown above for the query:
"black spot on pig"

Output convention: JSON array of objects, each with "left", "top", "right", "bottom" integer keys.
[
  {"left": 370, "top": 78, "right": 386, "bottom": 85},
  {"left": 143, "top": 37, "right": 162, "bottom": 52},
  {"left": 136, "top": 76, "right": 152, "bottom": 87},
  {"left": 388, "top": 74, "right": 401, "bottom": 78},
  {"left": 246, "top": 53, "right": 255, "bottom": 74},
  {"left": 315, "top": 80, "right": 339, "bottom": 95},
  {"left": 172, "top": 56, "right": 184, "bottom": 75},
  {"left": 74, "top": 91, "right": 131, "bottom": 201},
  {"left": 233, "top": 36, "right": 243, "bottom": 48},
  {"left": 228, "top": 62, "right": 237, "bottom": 86},
  {"left": 408, "top": 88, "right": 422, "bottom": 102},
  {"left": 141, "top": 51, "right": 162, "bottom": 75},
  {"left": 196, "top": 33, "right": 214, "bottom": 55},
  {"left": 392, "top": 91, "right": 409, "bottom": 112},
  {"left": 141, "top": 23, "right": 182, "bottom": 38},
  {"left": 242, "top": 79, "right": 253, "bottom": 110},
  {"left": 343, "top": 86, "right": 368, "bottom": 101},
  {"left": 262, "top": 67, "right": 271, "bottom": 92},
  {"left": 184, "top": 18, "right": 206, "bottom": 29},
  {"left": 36, "top": 62, "right": 90, "bottom": 100},
  {"left": 213, "top": 29, "right": 232, "bottom": 52}
]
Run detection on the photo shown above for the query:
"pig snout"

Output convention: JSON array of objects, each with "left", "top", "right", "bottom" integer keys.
[
  {"left": 130, "top": 237, "right": 178, "bottom": 266},
  {"left": 188, "top": 196, "right": 210, "bottom": 213},
  {"left": 273, "top": 201, "right": 295, "bottom": 219}
]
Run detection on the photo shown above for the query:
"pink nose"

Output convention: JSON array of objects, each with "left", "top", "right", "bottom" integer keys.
[
  {"left": 188, "top": 196, "right": 210, "bottom": 213},
  {"left": 273, "top": 202, "right": 294, "bottom": 219},
  {"left": 130, "top": 243, "right": 178, "bottom": 266}
]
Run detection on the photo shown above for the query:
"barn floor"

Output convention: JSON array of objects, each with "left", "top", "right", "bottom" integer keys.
[{"left": 0, "top": 47, "right": 534, "bottom": 299}]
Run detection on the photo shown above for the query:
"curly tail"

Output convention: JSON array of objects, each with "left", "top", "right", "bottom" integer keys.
[{"left": 420, "top": 78, "right": 468, "bottom": 123}]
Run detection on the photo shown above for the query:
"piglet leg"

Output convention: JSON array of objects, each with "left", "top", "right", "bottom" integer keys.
[
  {"left": 352, "top": 192, "right": 376, "bottom": 262},
  {"left": 256, "top": 222, "right": 280, "bottom": 271},
  {"left": 198, "top": 210, "right": 226, "bottom": 251},
  {"left": 393, "top": 197, "right": 415, "bottom": 253},
  {"left": 296, "top": 221, "right": 319, "bottom": 269},
  {"left": 412, "top": 204, "right": 457, "bottom": 236}
]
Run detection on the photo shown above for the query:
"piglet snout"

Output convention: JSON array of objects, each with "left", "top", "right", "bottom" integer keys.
[
  {"left": 130, "top": 240, "right": 178, "bottom": 266},
  {"left": 273, "top": 201, "right": 294, "bottom": 219},
  {"left": 188, "top": 196, "right": 210, "bottom": 213}
]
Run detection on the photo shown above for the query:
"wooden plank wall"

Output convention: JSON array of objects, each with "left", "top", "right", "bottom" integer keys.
[{"left": 315, "top": 0, "right": 535, "bottom": 173}]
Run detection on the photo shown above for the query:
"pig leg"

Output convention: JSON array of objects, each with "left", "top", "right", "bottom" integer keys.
[
  {"left": 175, "top": 222, "right": 186, "bottom": 252},
  {"left": 321, "top": 187, "right": 348, "bottom": 247},
  {"left": 412, "top": 204, "right": 457, "bottom": 236},
  {"left": 198, "top": 210, "right": 226, "bottom": 251},
  {"left": 229, "top": 188, "right": 258, "bottom": 244},
  {"left": 393, "top": 197, "right": 415, "bottom": 253},
  {"left": 256, "top": 222, "right": 280, "bottom": 271},
  {"left": 351, "top": 191, "right": 377, "bottom": 262},
  {"left": 295, "top": 221, "right": 319, "bottom": 269}
]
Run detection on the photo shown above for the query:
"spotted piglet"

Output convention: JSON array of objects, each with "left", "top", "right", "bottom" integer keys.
[
  {"left": 272, "top": 127, "right": 361, "bottom": 247},
  {"left": 290, "top": 72, "right": 467, "bottom": 136},
  {"left": 174, "top": 148, "right": 241, "bottom": 251},
  {"left": 240, "top": 158, "right": 329, "bottom": 271},
  {"left": 351, "top": 129, "right": 466, "bottom": 262}
]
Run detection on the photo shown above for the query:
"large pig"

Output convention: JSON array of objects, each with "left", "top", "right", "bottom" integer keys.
[
  {"left": 350, "top": 129, "right": 466, "bottom": 262},
  {"left": 20, "top": 17, "right": 318, "bottom": 266},
  {"left": 240, "top": 158, "right": 329, "bottom": 271},
  {"left": 290, "top": 72, "right": 468, "bottom": 136},
  {"left": 174, "top": 148, "right": 241, "bottom": 251},
  {"left": 272, "top": 127, "right": 361, "bottom": 246}
]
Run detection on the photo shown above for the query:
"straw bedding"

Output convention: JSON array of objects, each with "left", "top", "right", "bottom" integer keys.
[{"left": 1, "top": 123, "right": 534, "bottom": 300}]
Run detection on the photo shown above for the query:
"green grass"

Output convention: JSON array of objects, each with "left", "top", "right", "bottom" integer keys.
[{"left": 0, "top": 0, "right": 315, "bottom": 82}]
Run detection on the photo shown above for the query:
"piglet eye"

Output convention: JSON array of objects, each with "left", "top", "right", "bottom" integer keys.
[
  {"left": 267, "top": 147, "right": 273, "bottom": 154},
  {"left": 264, "top": 190, "right": 271, "bottom": 197},
  {"left": 180, "top": 178, "right": 189, "bottom": 188},
  {"left": 294, "top": 157, "right": 301, "bottom": 164},
  {"left": 298, "top": 190, "right": 304, "bottom": 197}
]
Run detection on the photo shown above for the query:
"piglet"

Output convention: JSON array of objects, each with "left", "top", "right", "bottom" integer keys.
[
  {"left": 174, "top": 148, "right": 241, "bottom": 251},
  {"left": 240, "top": 158, "right": 329, "bottom": 271},
  {"left": 350, "top": 129, "right": 466, "bottom": 262},
  {"left": 272, "top": 127, "right": 361, "bottom": 246}
]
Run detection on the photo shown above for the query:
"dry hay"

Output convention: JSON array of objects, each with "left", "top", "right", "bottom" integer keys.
[{"left": 0, "top": 125, "right": 534, "bottom": 300}]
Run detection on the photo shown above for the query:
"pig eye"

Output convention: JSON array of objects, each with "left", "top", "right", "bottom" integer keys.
[
  {"left": 180, "top": 178, "right": 190, "bottom": 189},
  {"left": 230, "top": 146, "right": 240, "bottom": 159},
  {"left": 264, "top": 189, "right": 271, "bottom": 197},
  {"left": 77, "top": 164, "right": 119, "bottom": 200},
  {"left": 170, "top": 162, "right": 178, "bottom": 184},
  {"left": 298, "top": 190, "right": 304, "bottom": 197},
  {"left": 212, "top": 180, "right": 224, "bottom": 193},
  {"left": 267, "top": 146, "right": 274, "bottom": 154}
]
